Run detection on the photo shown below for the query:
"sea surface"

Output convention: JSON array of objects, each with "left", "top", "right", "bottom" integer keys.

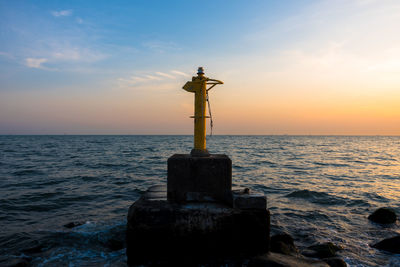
[{"left": 0, "top": 135, "right": 399, "bottom": 266}]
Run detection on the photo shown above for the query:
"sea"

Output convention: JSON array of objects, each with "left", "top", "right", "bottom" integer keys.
[{"left": 0, "top": 135, "right": 399, "bottom": 266}]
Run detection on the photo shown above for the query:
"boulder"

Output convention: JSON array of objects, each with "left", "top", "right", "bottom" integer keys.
[
  {"left": 21, "top": 244, "right": 45, "bottom": 254},
  {"left": 105, "top": 237, "right": 125, "bottom": 251},
  {"left": 322, "top": 257, "right": 347, "bottom": 267},
  {"left": 248, "top": 252, "right": 329, "bottom": 267},
  {"left": 302, "top": 242, "right": 342, "bottom": 258},
  {"left": 270, "top": 233, "right": 299, "bottom": 256},
  {"left": 371, "top": 235, "right": 400, "bottom": 254},
  {"left": 63, "top": 221, "right": 84, "bottom": 228},
  {"left": 368, "top": 208, "right": 397, "bottom": 224},
  {"left": 1, "top": 257, "right": 31, "bottom": 267}
]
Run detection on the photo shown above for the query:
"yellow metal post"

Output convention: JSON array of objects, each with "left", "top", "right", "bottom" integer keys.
[{"left": 183, "top": 67, "right": 223, "bottom": 156}]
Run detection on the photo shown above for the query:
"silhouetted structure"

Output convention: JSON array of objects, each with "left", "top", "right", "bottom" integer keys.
[{"left": 126, "top": 68, "right": 270, "bottom": 266}]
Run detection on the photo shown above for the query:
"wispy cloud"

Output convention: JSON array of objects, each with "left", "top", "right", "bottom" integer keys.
[
  {"left": 25, "top": 58, "right": 48, "bottom": 69},
  {"left": 118, "top": 69, "right": 191, "bottom": 88},
  {"left": 0, "top": 51, "right": 14, "bottom": 59},
  {"left": 50, "top": 46, "right": 106, "bottom": 62},
  {"left": 51, "top": 10, "right": 73, "bottom": 17},
  {"left": 3, "top": 7, "right": 107, "bottom": 73},
  {"left": 145, "top": 75, "right": 162, "bottom": 81},
  {"left": 20, "top": 43, "right": 108, "bottom": 71},
  {"left": 142, "top": 40, "right": 180, "bottom": 53},
  {"left": 52, "top": 49, "right": 80, "bottom": 61},
  {"left": 155, "top": 72, "right": 175, "bottom": 79},
  {"left": 171, "top": 70, "right": 190, "bottom": 77}
]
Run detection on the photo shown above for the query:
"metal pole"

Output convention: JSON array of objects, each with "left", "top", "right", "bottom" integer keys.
[{"left": 182, "top": 67, "right": 223, "bottom": 156}]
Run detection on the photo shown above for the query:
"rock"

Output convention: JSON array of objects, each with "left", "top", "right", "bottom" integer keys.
[
  {"left": 21, "top": 244, "right": 45, "bottom": 254},
  {"left": 63, "top": 221, "right": 84, "bottom": 228},
  {"left": 270, "top": 233, "right": 299, "bottom": 256},
  {"left": 371, "top": 235, "right": 400, "bottom": 254},
  {"left": 232, "top": 187, "right": 250, "bottom": 195},
  {"left": 106, "top": 237, "right": 125, "bottom": 251},
  {"left": 322, "top": 257, "right": 347, "bottom": 267},
  {"left": 248, "top": 252, "right": 329, "bottom": 267},
  {"left": 98, "top": 224, "right": 126, "bottom": 251},
  {"left": 368, "top": 208, "right": 397, "bottom": 224},
  {"left": 302, "top": 242, "right": 342, "bottom": 258},
  {"left": 1, "top": 257, "right": 31, "bottom": 267}
]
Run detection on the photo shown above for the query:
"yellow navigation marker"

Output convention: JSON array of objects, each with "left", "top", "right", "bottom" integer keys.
[{"left": 183, "top": 67, "right": 223, "bottom": 156}]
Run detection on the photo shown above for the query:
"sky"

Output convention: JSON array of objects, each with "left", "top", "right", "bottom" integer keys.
[{"left": 0, "top": 0, "right": 399, "bottom": 135}]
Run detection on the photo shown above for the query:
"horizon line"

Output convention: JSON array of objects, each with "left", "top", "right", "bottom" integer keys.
[{"left": 1, "top": 134, "right": 399, "bottom": 137}]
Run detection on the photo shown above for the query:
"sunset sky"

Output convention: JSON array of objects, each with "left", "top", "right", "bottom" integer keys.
[{"left": 1, "top": 0, "right": 399, "bottom": 135}]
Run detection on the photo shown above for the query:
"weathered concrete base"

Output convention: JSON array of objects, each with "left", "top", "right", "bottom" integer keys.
[
  {"left": 232, "top": 188, "right": 267, "bottom": 210},
  {"left": 190, "top": 148, "right": 210, "bottom": 157},
  {"left": 126, "top": 186, "right": 270, "bottom": 266},
  {"left": 167, "top": 154, "right": 232, "bottom": 204}
]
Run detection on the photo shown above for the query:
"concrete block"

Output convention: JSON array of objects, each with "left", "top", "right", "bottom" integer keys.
[
  {"left": 232, "top": 193, "right": 267, "bottom": 210},
  {"left": 167, "top": 154, "right": 232, "bottom": 204},
  {"left": 126, "top": 186, "right": 270, "bottom": 266},
  {"left": 232, "top": 189, "right": 267, "bottom": 210}
]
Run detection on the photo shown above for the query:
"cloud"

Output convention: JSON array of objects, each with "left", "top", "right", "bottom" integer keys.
[
  {"left": 21, "top": 44, "right": 107, "bottom": 71},
  {"left": 25, "top": 58, "right": 48, "bottom": 68},
  {"left": 51, "top": 47, "right": 106, "bottom": 62},
  {"left": 51, "top": 10, "right": 73, "bottom": 17},
  {"left": 117, "top": 69, "right": 191, "bottom": 88},
  {"left": 155, "top": 72, "right": 175, "bottom": 79},
  {"left": 40, "top": 43, "right": 107, "bottom": 64},
  {"left": 171, "top": 70, "right": 190, "bottom": 77},
  {"left": 20, "top": 45, "right": 107, "bottom": 72},
  {"left": 4, "top": 10, "right": 106, "bottom": 72},
  {"left": 142, "top": 40, "right": 180, "bottom": 53},
  {"left": 145, "top": 75, "right": 162, "bottom": 81},
  {"left": 365, "top": 59, "right": 400, "bottom": 73},
  {"left": 118, "top": 76, "right": 147, "bottom": 84},
  {"left": 52, "top": 49, "right": 81, "bottom": 61},
  {"left": 0, "top": 51, "right": 14, "bottom": 59}
]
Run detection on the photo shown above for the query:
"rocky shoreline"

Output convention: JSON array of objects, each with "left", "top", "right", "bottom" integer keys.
[
  {"left": 256, "top": 207, "right": 399, "bottom": 267},
  {"left": 124, "top": 185, "right": 399, "bottom": 267},
  {"left": 2, "top": 207, "right": 398, "bottom": 267}
]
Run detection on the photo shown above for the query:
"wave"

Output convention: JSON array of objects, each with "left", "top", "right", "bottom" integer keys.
[
  {"left": 282, "top": 210, "right": 331, "bottom": 221},
  {"left": 286, "top": 189, "right": 347, "bottom": 205},
  {"left": 345, "top": 199, "right": 370, "bottom": 207},
  {"left": 313, "top": 161, "right": 350, "bottom": 167},
  {"left": 92, "top": 162, "right": 129, "bottom": 169},
  {"left": 0, "top": 221, "right": 127, "bottom": 266},
  {"left": 252, "top": 184, "right": 285, "bottom": 194},
  {"left": 1, "top": 135, "right": 399, "bottom": 267},
  {"left": 282, "top": 164, "right": 309, "bottom": 170},
  {"left": 8, "top": 203, "right": 61, "bottom": 212},
  {"left": 254, "top": 160, "right": 277, "bottom": 167},
  {"left": 363, "top": 192, "right": 390, "bottom": 202},
  {"left": 12, "top": 169, "right": 44, "bottom": 176}
]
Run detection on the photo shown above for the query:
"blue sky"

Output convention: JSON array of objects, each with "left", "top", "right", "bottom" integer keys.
[
  {"left": 0, "top": 0, "right": 309, "bottom": 74},
  {"left": 1, "top": 1, "right": 399, "bottom": 134}
]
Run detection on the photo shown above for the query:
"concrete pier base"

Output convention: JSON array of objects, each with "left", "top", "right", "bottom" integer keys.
[
  {"left": 167, "top": 154, "right": 232, "bottom": 204},
  {"left": 126, "top": 185, "right": 270, "bottom": 266}
]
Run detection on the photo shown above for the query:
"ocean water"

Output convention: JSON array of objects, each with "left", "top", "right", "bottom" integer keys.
[{"left": 0, "top": 135, "right": 399, "bottom": 266}]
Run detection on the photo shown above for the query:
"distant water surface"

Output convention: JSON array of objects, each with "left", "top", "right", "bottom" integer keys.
[{"left": 0, "top": 135, "right": 399, "bottom": 266}]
